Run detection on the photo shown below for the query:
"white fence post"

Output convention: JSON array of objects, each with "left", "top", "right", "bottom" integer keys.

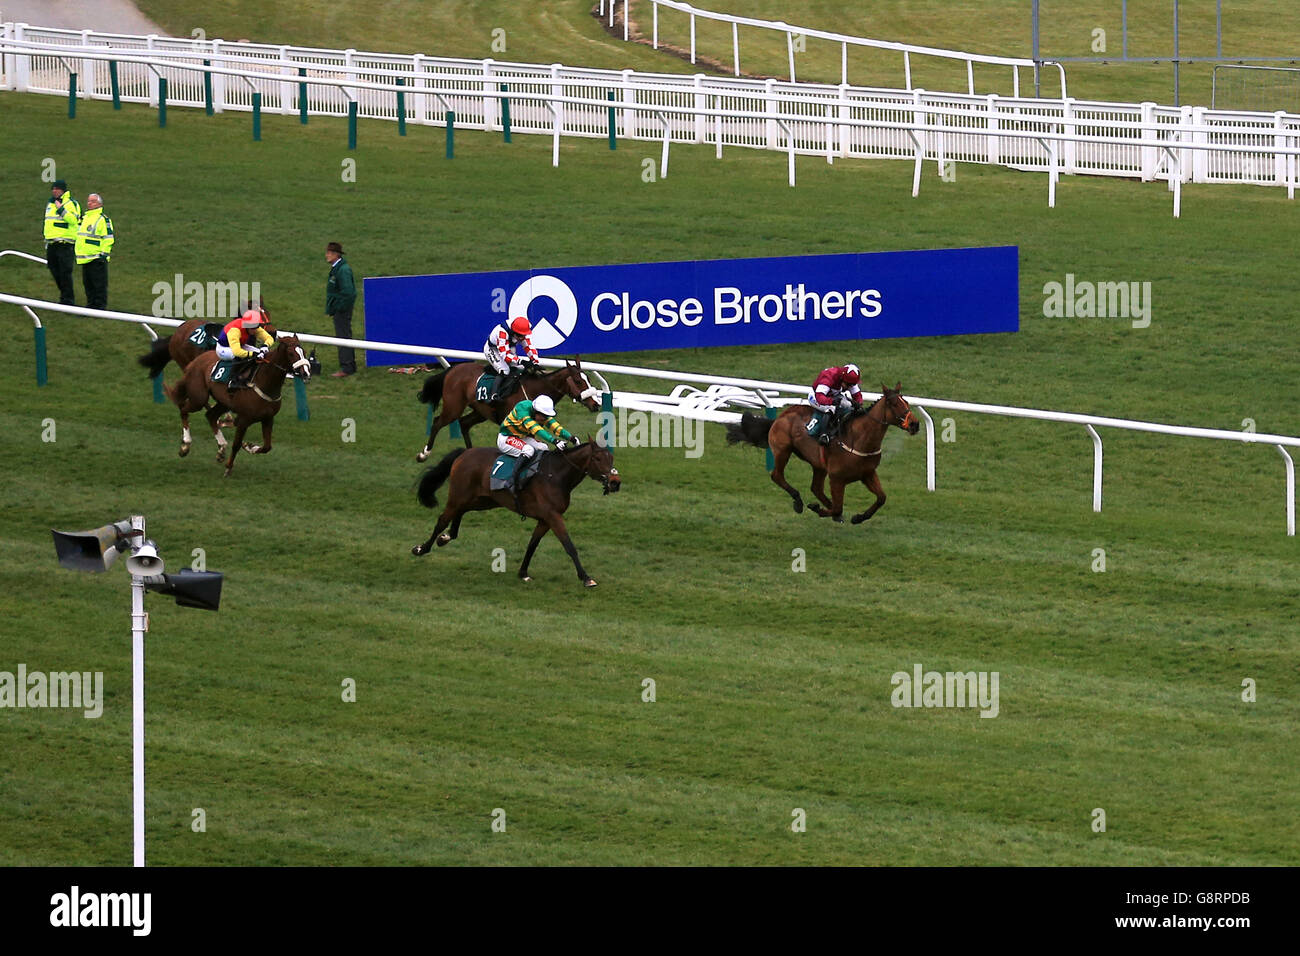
[
  {"left": 1140, "top": 101, "right": 1157, "bottom": 181},
  {"left": 1192, "top": 106, "right": 1209, "bottom": 183},
  {"left": 279, "top": 45, "right": 292, "bottom": 115},
  {"left": 14, "top": 22, "right": 29, "bottom": 92},
  {"left": 693, "top": 73, "right": 705, "bottom": 143},
  {"left": 210, "top": 39, "right": 225, "bottom": 112},
  {"left": 551, "top": 62, "right": 562, "bottom": 166},
  {"left": 483, "top": 59, "right": 495, "bottom": 130},
  {"left": 146, "top": 34, "right": 158, "bottom": 107},
  {"left": 1062, "top": 97, "right": 1077, "bottom": 174},
  {"left": 987, "top": 93, "right": 1000, "bottom": 166},
  {"left": 838, "top": 83, "right": 851, "bottom": 158},
  {"left": 1275, "top": 111, "right": 1287, "bottom": 187},
  {"left": 764, "top": 77, "right": 776, "bottom": 150}
]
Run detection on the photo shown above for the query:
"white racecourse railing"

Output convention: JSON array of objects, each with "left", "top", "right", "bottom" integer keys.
[
  {"left": 599, "top": 0, "right": 1066, "bottom": 97},
  {"left": 3, "top": 25, "right": 1300, "bottom": 217},
  {"left": 1, "top": 286, "right": 1295, "bottom": 536}
]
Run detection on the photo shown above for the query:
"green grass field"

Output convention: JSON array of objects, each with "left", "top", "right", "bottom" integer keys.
[{"left": 1, "top": 2, "right": 1298, "bottom": 866}]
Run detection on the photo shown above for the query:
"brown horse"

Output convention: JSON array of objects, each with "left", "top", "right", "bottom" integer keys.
[
  {"left": 165, "top": 334, "right": 311, "bottom": 477},
  {"left": 412, "top": 440, "right": 621, "bottom": 587},
  {"left": 415, "top": 358, "right": 601, "bottom": 460},
  {"left": 726, "top": 384, "right": 919, "bottom": 524},
  {"left": 137, "top": 301, "right": 272, "bottom": 379}
]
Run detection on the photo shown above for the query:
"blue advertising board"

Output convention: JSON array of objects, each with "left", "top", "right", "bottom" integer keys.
[{"left": 362, "top": 246, "right": 1017, "bottom": 364}]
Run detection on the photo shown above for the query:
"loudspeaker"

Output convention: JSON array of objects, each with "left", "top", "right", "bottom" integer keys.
[
  {"left": 51, "top": 520, "right": 134, "bottom": 573},
  {"left": 145, "top": 569, "right": 223, "bottom": 612},
  {"left": 125, "top": 540, "right": 165, "bottom": 577}
]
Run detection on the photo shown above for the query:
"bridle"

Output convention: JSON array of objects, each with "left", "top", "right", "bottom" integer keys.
[
  {"left": 837, "top": 393, "right": 915, "bottom": 457},
  {"left": 554, "top": 442, "right": 619, "bottom": 494}
]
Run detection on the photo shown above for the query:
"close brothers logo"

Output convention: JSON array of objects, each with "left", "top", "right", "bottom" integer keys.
[{"left": 509, "top": 274, "right": 884, "bottom": 349}]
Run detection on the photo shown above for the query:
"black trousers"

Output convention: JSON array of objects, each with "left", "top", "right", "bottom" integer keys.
[
  {"left": 330, "top": 306, "right": 357, "bottom": 373},
  {"left": 82, "top": 259, "right": 109, "bottom": 310},
  {"left": 46, "top": 242, "right": 76, "bottom": 305}
]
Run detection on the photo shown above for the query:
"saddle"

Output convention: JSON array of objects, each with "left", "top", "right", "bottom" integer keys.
[
  {"left": 211, "top": 358, "right": 257, "bottom": 390},
  {"left": 476, "top": 365, "right": 541, "bottom": 409},
  {"left": 488, "top": 452, "right": 545, "bottom": 492},
  {"left": 186, "top": 323, "right": 223, "bottom": 351}
]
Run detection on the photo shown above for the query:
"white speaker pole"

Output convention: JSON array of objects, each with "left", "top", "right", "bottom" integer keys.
[{"left": 130, "top": 514, "right": 146, "bottom": 867}]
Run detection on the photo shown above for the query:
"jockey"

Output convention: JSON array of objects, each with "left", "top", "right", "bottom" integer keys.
[
  {"left": 805, "top": 363, "right": 864, "bottom": 445},
  {"left": 215, "top": 309, "right": 277, "bottom": 382},
  {"left": 497, "top": 394, "right": 577, "bottom": 498},
  {"left": 484, "top": 315, "right": 540, "bottom": 399}
]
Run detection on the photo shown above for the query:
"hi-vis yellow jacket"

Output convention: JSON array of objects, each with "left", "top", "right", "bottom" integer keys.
[{"left": 75, "top": 208, "right": 115, "bottom": 264}]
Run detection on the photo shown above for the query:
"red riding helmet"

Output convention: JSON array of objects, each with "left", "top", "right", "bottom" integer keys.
[
  {"left": 842, "top": 363, "right": 861, "bottom": 386},
  {"left": 509, "top": 316, "right": 532, "bottom": 337},
  {"left": 240, "top": 309, "right": 265, "bottom": 330}
]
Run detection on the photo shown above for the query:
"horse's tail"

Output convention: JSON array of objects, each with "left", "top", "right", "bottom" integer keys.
[
  {"left": 725, "top": 412, "right": 773, "bottom": 449},
  {"left": 418, "top": 370, "right": 447, "bottom": 409},
  {"left": 416, "top": 448, "right": 467, "bottom": 509},
  {"left": 138, "top": 338, "right": 171, "bottom": 379},
  {"left": 163, "top": 377, "right": 182, "bottom": 407}
]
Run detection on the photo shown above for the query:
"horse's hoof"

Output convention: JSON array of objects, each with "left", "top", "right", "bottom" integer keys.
[
  {"left": 435, "top": 533, "right": 452, "bottom": 547},
  {"left": 832, "top": 514, "right": 844, "bottom": 524},
  {"left": 178, "top": 445, "right": 190, "bottom": 458},
  {"left": 411, "top": 544, "right": 427, "bottom": 556},
  {"left": 583, "top": 578, "right": 598, "bottom": 589},
  {"left": 243, "top": 442, "right": 258, "bottom": 452},
  {"left": 222, "top": 469, "right": 233, "bottom": 478},
  {"left": 520, "top": 575, "right": 532, "bottom": 583},
  {"left": 792, "top": 498, "right": 804, "bottom": 514},
  {"left": 416, "top": 450, "right": 429, "bottom": 463},
  {"left": 851, "top": 513, "right": 868, "bottom": 525}
]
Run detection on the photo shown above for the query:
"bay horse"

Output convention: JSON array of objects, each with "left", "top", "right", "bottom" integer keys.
[
  {"left": 411, "top": 440, "right": 621, "bottom": 587},
  {"left": 164, "top": 333, "right": 311, "bottom": 477},
  {"left": 725, "top": 384, "right": 919, "bottom": 524},
  {"left": 415, "top": 358, "right": 601, "bottom": 461},
  {"left": 137, "top": 301, "right": 272, "bottom": 379}
]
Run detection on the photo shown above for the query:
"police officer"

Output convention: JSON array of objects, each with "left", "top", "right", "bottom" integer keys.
[
  {"left": 43, "top": 180, "right": 81, "bottom": 305},
  {"left": 76, "top": 193, "right": 115, "bottom": 310}
]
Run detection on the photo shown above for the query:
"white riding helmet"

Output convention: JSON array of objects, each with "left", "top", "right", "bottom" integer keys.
[{"left": 531, "top": 394, "right": 556, "bottom": 418}]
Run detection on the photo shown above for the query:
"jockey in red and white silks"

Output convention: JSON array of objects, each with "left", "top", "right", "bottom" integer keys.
[
  {"left": 484, "top": 316, "right": 539, "bottom": 376},
  {"left": 805, "top": 364, "right": 864, "bottom": 444}
]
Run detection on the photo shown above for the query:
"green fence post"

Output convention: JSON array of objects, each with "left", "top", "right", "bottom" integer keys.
[
  {"left": 298, "top": 67, "right": 308, "bottom": 124},
  {"left": 67, "top": 73, "right": 77, "bottom": 118},
  {"left": 348, "top": 100, "right": 357, "bottom": 149},
  {"left": 152, "top": 375, "right": 165, "bottom": 403},
  {"left": 445, "top": 110, "right": 454, "bottom": 158},
  {"left": 203, "top": 60, "right": 213, "bottom": 115},
  {"left": 158, "top": 76, "right": 167, "bottom": 127},
  {"left": 608, "top": 90, "right": 617, "bottom": 149},
  {"left": 500, "top": 83, "right": 511, "bottom": 142},
  {"left": 396, "top": 77, "right": 406, "bottom": 136},
  {"left": 109, "top": 60, "right": 121, "bottom": 109},
  {"left": 601, "top": 390, "right": 615, "bottom": 449},
  {"left": 764, "top": 405, "right": 777, "bottom": 471},
  {"left": 34, "top": 327, "right": 48, "bottom": 386},
  {"left": 294, "top": 377, "right": 310, "bottom": 421},
  {"left": 449, "top": 419, "right": 462, "bottom": 439},
  {"left": 425, "top": 404, "right": 433, "bottom": 436},
  {"left": 252, "top": 91, "right": 262, "bottom": 141}
]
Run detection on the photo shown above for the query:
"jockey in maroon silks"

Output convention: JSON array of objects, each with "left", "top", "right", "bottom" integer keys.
[{"left": 805, "top": 363, "right": 864, "bottom": 445}]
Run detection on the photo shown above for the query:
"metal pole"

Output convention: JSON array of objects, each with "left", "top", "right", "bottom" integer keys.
[
  {"left": 1217, "top": 0, "right": 1222, "bottom": 58},
  {"left": 130, "top": 514, "right": 146, "bottom": 868},
  {"left": 109, "top": 60, "right": 120, "bottom": 109},
  {"left": 396, "top": 76, "right": 406, "bottom": 136},
  {"left": 501, "top": 83, "right": 511, "bottom": 142},
  {"left": 1279, "top": 445, "right": 1296, "bottom": 536},
  {"left": 1122, "top": 0, "right": 1128, "bottom": 60},
  {"left": 203, "top": 60, "right": 213, "bottom": 116},
  {"left": 607, "top": 90, "right": 617, "bottom": 149},
  {"left": 348, "top": 99, "right": 357, "bottom": 149},
  {"left": 445, "top": 110, "right": 454, "bottom": 158},
  {"left": 34, "top": 325, "right": 47, "bottom": 385},
  {"left": 252, "top": 91, "right": 262, "bottom": 141},
  {"left": 764, "top": 405, "right": 776, "bottom": 470},
  {"left": 298, "top": 66, "right": 308, "bottom": 124},
  {"left": 1173, "top": 0, "right": 1180, "bottom": 107},
  {"left": 602, "top": 391, "right": 616, "bottom": 450},
  {"left": 1086, "top": 424, "right": 1103, "bottom": 512},
  {"left": 152, "top": 375, "right": 164, "bottom": 403},
  {"left": 158, "top": 76, "right": 167, "bottom": 127},
  {"left": 294, "top": 377, "right": 309, "bottom": 421},
  {"left": 1032, "top": 0, "right": 1040, "bottom": 97},
  {"left": 68, "top": 72, "right": 76, "bottom": 118}
]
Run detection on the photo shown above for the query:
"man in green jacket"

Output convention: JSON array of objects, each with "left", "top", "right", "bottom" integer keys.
[{"left": 324, "top": 241, "right": 358, "bottom": 377}]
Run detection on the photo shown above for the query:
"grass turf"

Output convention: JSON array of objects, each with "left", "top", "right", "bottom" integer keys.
[{"left": 0, "top": 37, "right": 1298, "bottom": 865}]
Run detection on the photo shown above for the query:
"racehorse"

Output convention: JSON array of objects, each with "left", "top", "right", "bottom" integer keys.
[
  {"left": 725, "top": 384, "right": 919, "bottom": 523},
  {"left": 411, "top": 440, "right": 621, "bottom": 587},
  {"left": 164, "top": 333, "right": 311, "bottom": 477},
  {"left": 415, "top": 358, "right": 601, "bottom": 461},
  {"left": 137, "top": 301, "right": 272, "bottom": 379}
]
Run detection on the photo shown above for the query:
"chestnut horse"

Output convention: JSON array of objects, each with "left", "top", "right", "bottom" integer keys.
[
  {"left": 412, "top": 440, "right": 621, "bottom": 587},
  {"left": 165, "top": 333, "right": 311, "bottom": 477},
  {"left": 415, "top": 358, "right": 600, "bottom": 460},
  {"left": 726, "top": 384, "right": 919, "bottom": 523},
  {"left": 137, "top": 301, "right": 272, "bottom": 379}
]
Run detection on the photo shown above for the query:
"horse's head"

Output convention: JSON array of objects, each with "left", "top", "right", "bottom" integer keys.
[
  {"left": 881, "top": 382, "right": 919, "bottom": 435},
  {"left": 568, "top": 435, "right": 620, "bottom": 494},
  {"left": 272, "top": 333, "right": 313, "bottom": 381},
  {"left": 563, "top": 357, "right": 602, "bottom": 412}
]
